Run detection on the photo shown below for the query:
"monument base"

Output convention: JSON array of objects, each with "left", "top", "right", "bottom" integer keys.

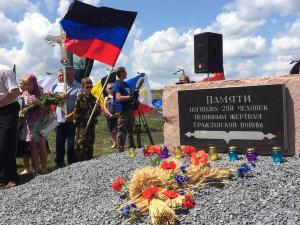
[{"left": 163, "top": 74, "right": 300, "bottom": 156}]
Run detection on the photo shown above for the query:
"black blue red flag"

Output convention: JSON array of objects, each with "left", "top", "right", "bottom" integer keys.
[{"left": 60, "top": 0, "right": 137, "bottom": 66}]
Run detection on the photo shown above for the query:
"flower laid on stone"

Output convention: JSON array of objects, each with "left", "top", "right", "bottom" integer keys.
[
  {"left": 112, "top": 145, "right": 234, "bottom": 225},
  {"left": 161, "top": 161, "right": 177, "bottom": 170},
  {"left": 143, "top": 145, "right": 161, "bottom": 157},
  {"left": 182, "top": 195, "right": 195, "bottom": 209},
  {"left": 163, "top": 190, "right": 179, "bottom": 199},
  {"left": 236, "top": 162, "right": 256, "bottom": 178},
  {"left": 112, "top": 177, "right": 126, "bottom": 192},
  {"left": 191, "top": 150, "right": 209, "bottom": 166},
  {"left": 112, "top": 177, "right": 130, "bottom": 199},
  {"left": 143, "top": 186, "right": 158, "bottom": 200},
  {"left": 121, "top": 203, "right": 141, "bottom": 223},
  {"left": 181, "top": 145, "right": 196, "bottom": 157}
]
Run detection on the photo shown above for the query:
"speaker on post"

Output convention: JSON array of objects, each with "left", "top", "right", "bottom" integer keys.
[{"left": 194, "top": 32, "right": 223, "bottom": 74}]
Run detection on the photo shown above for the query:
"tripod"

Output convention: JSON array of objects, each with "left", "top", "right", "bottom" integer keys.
[{"left": 131, "top": 100, "right": 154, "bottom": 148}]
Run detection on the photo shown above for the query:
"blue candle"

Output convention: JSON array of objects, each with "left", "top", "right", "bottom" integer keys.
[
  {"left": 228, "top": 146, "right": 238, "bottom": 161},
  {"left": 272, "top": 146, "right": 283, "bottom": 164}
]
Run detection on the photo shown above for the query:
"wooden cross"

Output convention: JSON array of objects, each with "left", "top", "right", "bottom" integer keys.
[{"left": 45, "top": 27, "right": 68, "bottom": 114}]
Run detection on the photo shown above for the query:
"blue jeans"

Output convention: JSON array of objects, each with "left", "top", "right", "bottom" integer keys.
[{"left": 55, "top": 122, "right": 76, "bottom": 166}]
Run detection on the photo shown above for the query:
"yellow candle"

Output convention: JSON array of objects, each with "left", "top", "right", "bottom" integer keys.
[
  {"left": 173, "top": 146, "right": 182, "bottom": 159},
  {"left": 208, "top": 146, "right": 218, "bottom": 161}
]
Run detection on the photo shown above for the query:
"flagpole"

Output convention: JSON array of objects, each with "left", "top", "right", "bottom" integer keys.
[
  {"left": 85, "top": 67, "right": 115, "bottom": 131},
  {"left": 59, "top": 25, "right": 68, "bottom": 115}
]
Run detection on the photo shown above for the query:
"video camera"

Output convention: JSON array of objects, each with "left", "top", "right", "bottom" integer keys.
[{"left": 130, "top": 73, "right": 145, "bottom": 110}]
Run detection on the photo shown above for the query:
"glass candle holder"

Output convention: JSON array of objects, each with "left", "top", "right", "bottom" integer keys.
[
  {"left": 208, "top": 146, "right": 218, "bottom": 161},
  {"left": 129, "top": 148, "right": 137, "bottom": 158},
  {"left": 246, "top": 147, "right": 257, "bottom": 163},
  {"left": 228, "top": 146, "right": 238, "bottom": 161},
  {"left": 272, "top": 146, "right": 283, "bottom": 164},
  {"left": 173, "top": 146, "right": 182, "bottom": 159},
  {"left": 160, "top": 145, "right": 169, "bottom": 159}
]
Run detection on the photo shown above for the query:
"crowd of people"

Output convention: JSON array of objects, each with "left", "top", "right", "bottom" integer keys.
[{"left": 0, "top": 65, "right": 136, "bottom": 189}]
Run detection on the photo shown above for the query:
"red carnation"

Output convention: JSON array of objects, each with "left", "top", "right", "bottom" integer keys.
[
  {"left": 182, "top": 145, "right": 196, "bottom": 157},
  {"left": 112, "top": 177, "right": 126, "bottom": 192},
  {"left": 50, "top": 104, "right": 56, "bottom": 111},
  {"left": 148, "top": 145, "right": 161, "bottom": 156},
  {"left": 182, "top": 195, "right": 195, "bottom": 208},
  {"left": 161, "top": 161, "right": 177, "bottom": 170},
  {"left": 143, "top": 186, "right": 158, "bottom": 200},
  {"left": 191, "top": 150, "right": 208, "bottom": 166},
  {"left": 163, "top": 190, "right": 179, "bottom": 199}
]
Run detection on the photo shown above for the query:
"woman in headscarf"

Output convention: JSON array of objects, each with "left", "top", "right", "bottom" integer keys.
[{"left": 19, "top": 74, "right": 49, "bottom": 175}]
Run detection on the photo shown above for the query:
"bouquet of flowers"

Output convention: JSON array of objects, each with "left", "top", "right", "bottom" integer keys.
[{"left": 20, "top": 92, "right": 63, "bottom": 117}]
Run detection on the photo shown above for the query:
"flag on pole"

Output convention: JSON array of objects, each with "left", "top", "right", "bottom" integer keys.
[
  {"left": 91, "top": 72, "right": 117, "bottom": 108},
  {"left": 60, "top": 0, "right": 137, "bottom": 66},
  {"left": 91, "top": 81, "right": 105, "bottom": 108},
  {"left": 38, "top": 75, "right": 58, "bottom": 93},
  {"left": 127, "top": 74, "right": 154, "bottom": 115}
]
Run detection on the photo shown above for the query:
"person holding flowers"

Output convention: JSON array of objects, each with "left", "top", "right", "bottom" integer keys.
[
  {"left": 19, "top": 74, "right": 49, "bottom": 175},
  {"left": 74, "top": 77, "right": 101, "bottom": 161}
]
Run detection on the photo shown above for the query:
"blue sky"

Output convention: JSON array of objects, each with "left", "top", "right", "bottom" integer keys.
[{"left": 1, "top": 0, "right": 300, "bottom": 88}]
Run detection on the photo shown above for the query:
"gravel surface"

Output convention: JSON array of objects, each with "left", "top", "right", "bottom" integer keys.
[{"left": 0, "top": 151, "right": 299, "bottom": 225}]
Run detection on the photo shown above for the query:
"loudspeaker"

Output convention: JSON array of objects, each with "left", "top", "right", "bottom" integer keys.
[{"left": 194, "top": 32, "right": 223, "bottom": 73}]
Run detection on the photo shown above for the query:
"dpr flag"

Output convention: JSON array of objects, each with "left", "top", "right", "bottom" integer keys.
[{"left": 60, "top": 0, "right": 137, "bottom": 66}]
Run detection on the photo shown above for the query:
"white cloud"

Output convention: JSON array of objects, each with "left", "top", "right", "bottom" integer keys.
[
  {"left": 214, "top": 11, "right": 265, "bottom": 37},
  {"left": 0, "top": 0, "right": 39, "bottom": 14},
  {"left": 271, "top": 37, "right": 300, "bottom": 55},
  {"left": 82, "top": 0, "right": 101, "bottom": 6},
  {"left": 130, "top": 28, "right": 198, "bottom": 87},
  {"left": 0, "top": 13, "right": 17, "bottom": 45},
  {"left": 263, "top": 55, "right": 293, "bottom": 75},
  {"left": 236, "top": 60, "right": 257, "bottom": 78},
  {"left": 57, "top": 0, "right": 70, "bottom": 18},
  {"left": 0, "top": 12, "right": 60, "bottom": 78},
  {"left": 226, "top": 0, "right": 300, "bottom": 21},
  {"left": 224, "top": 36, "right": 267, "bottom": 59},
  {"left": 44, "top": 0, "right": 56, "bottom": 13}
]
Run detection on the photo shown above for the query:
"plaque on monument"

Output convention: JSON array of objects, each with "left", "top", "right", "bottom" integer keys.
[{"left": 178, "top": 84, "right": 288, "bottom": 155}]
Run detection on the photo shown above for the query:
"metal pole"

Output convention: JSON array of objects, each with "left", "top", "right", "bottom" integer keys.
[
  {"left": 85, "top": 67, "right": 115, "bottom": 131},
  {"left": 59, "top": 25, "right": 68, "bottom": 116}
]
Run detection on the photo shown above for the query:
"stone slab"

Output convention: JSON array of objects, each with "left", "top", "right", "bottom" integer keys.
[{"left": 163, "top": 74, "right": 300, "bottom": 156}]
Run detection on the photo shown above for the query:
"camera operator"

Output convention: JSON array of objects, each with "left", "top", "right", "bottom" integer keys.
[{"left": 112, "top": 67, "right": 135, "bottom": 152}]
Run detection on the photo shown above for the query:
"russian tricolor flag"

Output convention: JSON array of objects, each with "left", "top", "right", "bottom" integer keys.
[{"left": 60, "top": 0, "right": 137, "bottom": 66}]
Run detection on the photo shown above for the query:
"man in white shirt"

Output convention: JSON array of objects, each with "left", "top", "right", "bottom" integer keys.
[
  {"left": 52, "top": 67, "right": 81, "bottom": 167},
  {"left": 0, "top": 66, "right": 20, "bottom": 188}
]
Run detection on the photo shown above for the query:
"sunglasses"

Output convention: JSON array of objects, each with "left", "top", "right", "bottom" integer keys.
[
  {"left": 107, "top": 87, "right": 113, "bottom": 90},
  {"left": 85, "top": 85, "right": 93, "bottom": 89}
]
